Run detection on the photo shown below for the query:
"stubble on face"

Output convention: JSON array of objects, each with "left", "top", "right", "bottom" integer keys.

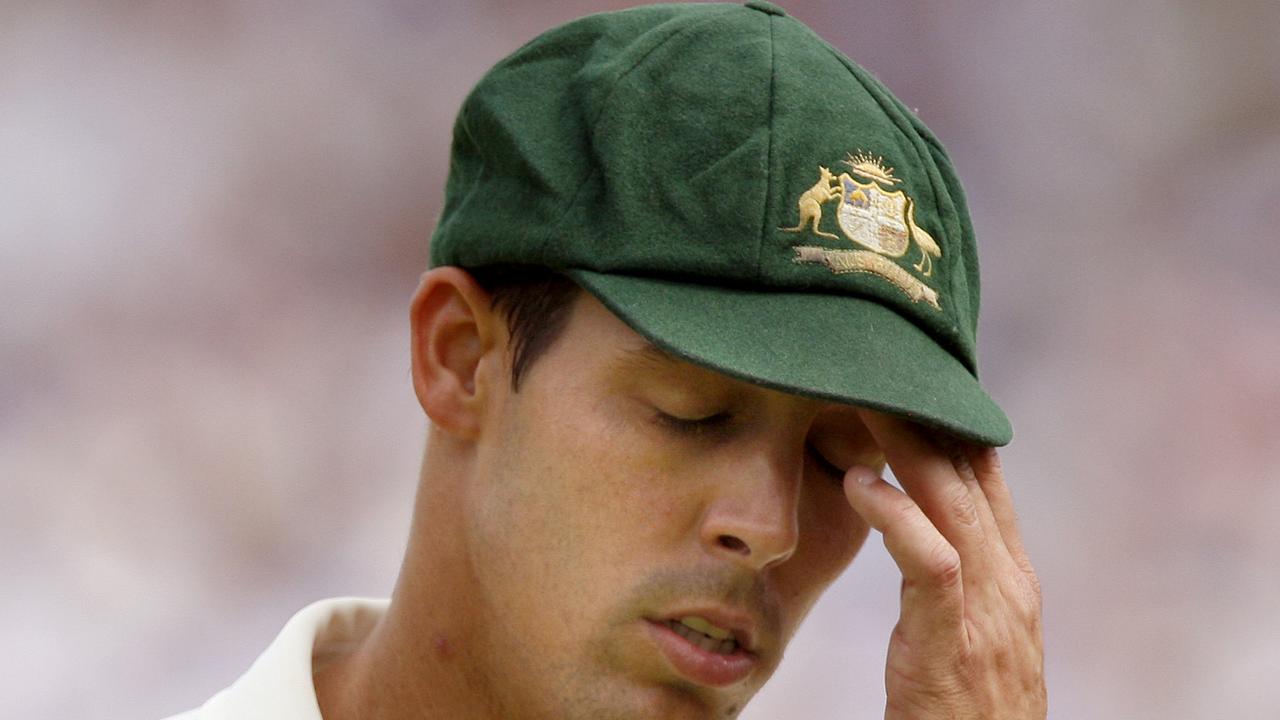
[{"left": 446, "top": 295, "right": 870, "bottom": 719}]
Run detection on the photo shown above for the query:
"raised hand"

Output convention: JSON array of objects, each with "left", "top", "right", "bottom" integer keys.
[{"left": 842, "top": 411, "right": 1046, "bottom": 720}]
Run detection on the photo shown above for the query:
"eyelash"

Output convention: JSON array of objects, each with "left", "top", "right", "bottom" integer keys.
[
  {"left": 655, "top": 410, "right": 847, "bottom": 483},
  {"left": 653, "top": 410, "right": 731, "bottom": 436}
]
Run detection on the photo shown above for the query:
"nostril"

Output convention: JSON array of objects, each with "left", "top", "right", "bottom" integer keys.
[{"left": 718, "top": 535, "right": 749, "bottom": 555}]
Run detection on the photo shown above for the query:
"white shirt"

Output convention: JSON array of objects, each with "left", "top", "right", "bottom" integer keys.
[{"left": 164, "top": 597, "right": 390, "bottom": 720}]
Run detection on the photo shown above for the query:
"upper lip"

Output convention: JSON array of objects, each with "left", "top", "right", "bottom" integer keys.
[{"left": 651, "top": 605, "right": 759, "bottom": 654}]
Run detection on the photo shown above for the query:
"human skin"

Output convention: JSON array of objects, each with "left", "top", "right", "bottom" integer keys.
[{"left": 312, "top": 268, "right": 1046, "bottom": 719}]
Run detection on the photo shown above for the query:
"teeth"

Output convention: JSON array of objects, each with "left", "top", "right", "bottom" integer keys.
[
  {"left": 667, "top": 619, "right": 738, "bottom": 654},
  {"left": 679, "top": 615, "right": 732, "bottom": 640},
  {"left": 695, "top": 632, "right": 719, "bottom": 653}
]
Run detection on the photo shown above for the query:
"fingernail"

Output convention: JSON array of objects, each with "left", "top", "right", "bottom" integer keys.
[{"left": 848, "top": 466, "right": 879, "bottom": 486}]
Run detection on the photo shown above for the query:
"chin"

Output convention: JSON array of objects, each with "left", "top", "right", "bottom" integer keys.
[
  {"left": 615, "top": 684, "right": 750, "bottom": 720},
  {"left": 552, "top": 661, "right": 754, "bottom": 720}
]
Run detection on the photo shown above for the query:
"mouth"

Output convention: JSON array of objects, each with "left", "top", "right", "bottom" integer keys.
[
  {"left": 663, "top": 617, "right": 740, "bottom": 654},
  {"left": 645, "top": 614, "right": 759, "bottom": 688}
]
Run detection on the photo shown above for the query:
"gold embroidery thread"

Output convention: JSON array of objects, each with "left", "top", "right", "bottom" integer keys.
[
  {"left": 785, "top": 151, "right": 944, "bottom": 309},
  {"left": 780, "top": 166, "right": 841, "bottom": 240},
  {"left": 906, "top": 200, "right": 941, "bottom": 277},
  {"left": 793, "top": 246, "right": 941, "bottom": 310}
]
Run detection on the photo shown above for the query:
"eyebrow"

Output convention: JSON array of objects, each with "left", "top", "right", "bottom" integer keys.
[
  {"left": 604, "top": 342, "right": 694, "bottom": 386},
  {"left": 613, "top": 341, "right": 707, "bottom": 380}
]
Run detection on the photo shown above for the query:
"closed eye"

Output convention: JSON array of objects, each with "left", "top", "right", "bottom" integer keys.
[{"left": 653, "top": 410, "right": 732, "bottom": 437}]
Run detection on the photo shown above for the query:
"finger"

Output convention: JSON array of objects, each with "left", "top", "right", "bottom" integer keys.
[
  {"left": 967, "top": 446, "right": 1037, "bottom": 581},
  {"left": 858, "top": 410, "right": 996, "bottom": 573},
  {"left": 947, "top": 440, "right": 1009, "bottom": 562},
  {"left": 843, "top": 467, "right": 965, "bottom": 642}
]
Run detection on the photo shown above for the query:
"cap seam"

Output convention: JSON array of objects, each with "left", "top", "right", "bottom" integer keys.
[
  {"left": 539, "top": 5, "right": 740, "bottom": 265},
  {"left": 919, "top": 129, "right": 978, "bottom": 337},
  {"left": 833, "top": 49, "right": 949, "bottom": 261},
  {"left": 429, "top": 105, "right": 478, "bottom": 267},
  {"left": 753, "top": 13, "right": 777, "bottom": 283}
]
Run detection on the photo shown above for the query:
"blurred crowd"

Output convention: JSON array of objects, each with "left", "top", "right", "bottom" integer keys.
[{"left": 2, "top": 2, "right": 1277, "bottom": 718}]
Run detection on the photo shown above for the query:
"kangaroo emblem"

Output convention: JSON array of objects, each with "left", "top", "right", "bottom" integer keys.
[{"left": 781, "top": 166, "right": 841, "bottom": 240}]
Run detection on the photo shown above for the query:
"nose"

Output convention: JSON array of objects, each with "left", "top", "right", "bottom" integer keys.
[{"left": 699, "top": 450, "right": 801, "bottom": 571}]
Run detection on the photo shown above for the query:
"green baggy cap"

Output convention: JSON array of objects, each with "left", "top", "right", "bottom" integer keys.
[{"left": 430, "top": 1, "right": 1013, "bottom": 445}]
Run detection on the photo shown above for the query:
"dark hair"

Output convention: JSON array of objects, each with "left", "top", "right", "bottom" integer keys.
[{"left": 468, "top": 265, "right": 582, "bottom": 391}]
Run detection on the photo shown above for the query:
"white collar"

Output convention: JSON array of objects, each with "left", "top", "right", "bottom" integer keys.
[{"left": 184, "top": 597, "right": 389, "bottom": 720}]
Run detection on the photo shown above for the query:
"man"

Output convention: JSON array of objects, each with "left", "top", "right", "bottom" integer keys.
[{"left": 168, "top": 2, "right": 1045, "bottom": 718}]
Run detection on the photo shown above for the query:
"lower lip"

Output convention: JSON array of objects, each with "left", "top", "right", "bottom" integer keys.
[{"left": 645, "top": 620, "right": 757, "bottom": 688}]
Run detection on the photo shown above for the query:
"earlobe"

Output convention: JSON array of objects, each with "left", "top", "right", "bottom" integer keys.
[{"left": 409, "top": 267, "right": 505, "bottom": 438}]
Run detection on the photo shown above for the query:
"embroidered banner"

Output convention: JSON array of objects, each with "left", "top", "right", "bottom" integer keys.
[{"left": 792, "top": 246, "right": 941, "bottom": 309}]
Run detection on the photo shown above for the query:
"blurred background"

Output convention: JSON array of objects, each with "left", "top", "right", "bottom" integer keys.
[{"left": 2, "top": 1, "right": 1277, "bottom": 718}]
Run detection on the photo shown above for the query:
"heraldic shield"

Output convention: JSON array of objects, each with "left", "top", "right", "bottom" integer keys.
[
  {"left": 837, "top": 176, "right": 910, "bottom": 257},
  {"left": 783, "top": 152, "right": 945, "bottom": 310}
]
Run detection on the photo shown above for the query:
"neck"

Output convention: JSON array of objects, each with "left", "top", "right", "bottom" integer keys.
[{"left": 315, "top": 437, "right": 498, "bottom": 720}]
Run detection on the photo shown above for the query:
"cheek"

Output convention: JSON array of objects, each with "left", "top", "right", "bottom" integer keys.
[
  {"left": 466, "top": 409, "right": 635, "bottom": 657},
  {"left": 536, "top": 395, "right": 698, "bottom": 527},
  {"left": 568, "top": 428, "right": 698, "bottom": 560},
  {"left": 479, "top": 395, "right": 690, "bottom": 590}
]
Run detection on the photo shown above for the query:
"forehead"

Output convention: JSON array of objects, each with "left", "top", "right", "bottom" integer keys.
[
  {"left": 558, "top": 293, "right": 838, "bottom": 412},
  {"left": 563, "top": 294, "right": 730, "bottom": 378}
]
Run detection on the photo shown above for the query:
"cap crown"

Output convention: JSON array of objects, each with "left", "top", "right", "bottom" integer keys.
[{"left": 431, "top": 2, "right": 983, "bottom": 374}]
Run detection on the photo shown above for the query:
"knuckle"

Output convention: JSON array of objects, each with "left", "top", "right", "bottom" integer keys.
[
  {"left": 945, "top": 486, "right": 981, "bottom": 528},
  {"left": 926, "top": 542, "right": 962, "bottom": 588}
]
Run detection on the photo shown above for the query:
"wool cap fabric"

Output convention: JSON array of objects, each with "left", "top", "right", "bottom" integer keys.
[{"left": 430, "top": 1, "right": 1012, "bottom": 445}]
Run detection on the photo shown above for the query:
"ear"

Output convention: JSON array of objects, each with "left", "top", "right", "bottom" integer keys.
[{"left": 409, "top": 267, "right": 506, "bottom": 438}]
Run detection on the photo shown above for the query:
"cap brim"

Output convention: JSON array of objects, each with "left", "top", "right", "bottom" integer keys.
[{"left": 565, "top": 270, "right": 1012, "bottom": 446}]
